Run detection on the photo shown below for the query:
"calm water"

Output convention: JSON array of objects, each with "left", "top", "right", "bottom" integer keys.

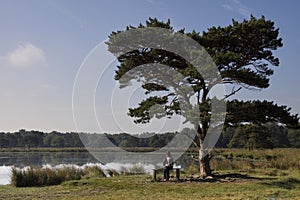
[{"left": 0, "top": 166, "right": 10, "bottom": 185}]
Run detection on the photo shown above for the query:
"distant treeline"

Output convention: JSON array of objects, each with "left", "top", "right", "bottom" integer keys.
[{"left": 0, "top": 123, "right": 299, "bottom": 149}]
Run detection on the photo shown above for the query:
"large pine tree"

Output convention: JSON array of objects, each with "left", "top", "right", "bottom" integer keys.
[{"left": 107, "top": 17, "right": 298, "bottom": 177}]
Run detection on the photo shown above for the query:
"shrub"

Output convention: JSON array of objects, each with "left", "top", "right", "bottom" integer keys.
[{"left": 82, "top": 165, "right": 106, "bottom": 178}]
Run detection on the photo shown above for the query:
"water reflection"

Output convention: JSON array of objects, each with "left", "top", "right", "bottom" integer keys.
[{"left": 0, "top": 152, "right": 97, "bottom": 168}]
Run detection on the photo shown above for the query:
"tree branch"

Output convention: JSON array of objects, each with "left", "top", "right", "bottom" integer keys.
[{"left": 224, "top": 86, "right": 242, "bottom": 99}]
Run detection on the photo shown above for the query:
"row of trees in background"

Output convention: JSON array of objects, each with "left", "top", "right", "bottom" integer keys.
[
  {"left": 0, "top": 130, "right": 83, "bottom": 148},
  {"left": 0, "top": 125, "right": 299, "bottom": 149},
  {"left": 217, "top": 123, "right": 300, "bottom": 149}
]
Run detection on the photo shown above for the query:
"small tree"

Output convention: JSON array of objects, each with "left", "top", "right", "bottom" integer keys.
[
  {"left": 107, "top": 17, "right": 295, "bottom": 178},
  {"left": 228, "top": 124, "right": 273, "bottom": 150}
]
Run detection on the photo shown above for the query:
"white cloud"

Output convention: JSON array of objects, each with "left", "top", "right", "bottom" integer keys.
[
  {"left": 6, "top": 43, "right": 46, "bottom": 68},
  {"left": 222, "top": 0, "right": 251, "bottom": 17}
]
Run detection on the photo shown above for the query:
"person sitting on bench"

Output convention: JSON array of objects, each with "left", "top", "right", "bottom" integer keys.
[{"left": 163, "top": 151, "right": 173, "bottom": 181}]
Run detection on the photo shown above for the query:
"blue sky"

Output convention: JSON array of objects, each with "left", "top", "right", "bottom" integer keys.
[{"left": 0, "top": 0, "right": 299, "bottom": 133}]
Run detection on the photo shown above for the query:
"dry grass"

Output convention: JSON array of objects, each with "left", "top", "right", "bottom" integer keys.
[
  {"left": 11, "top": 165, "right": 105, "bottom": 187},
  {"left": 209, "top": 148, "right": 300, "bottom": 171}
]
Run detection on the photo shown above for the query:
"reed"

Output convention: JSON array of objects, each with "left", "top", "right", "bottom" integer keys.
[{"left": 11, "top": 165, "right": 105, "bottom": 187}]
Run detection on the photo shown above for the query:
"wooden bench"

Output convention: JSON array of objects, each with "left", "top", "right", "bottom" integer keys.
[{"left": 152, "top": 166, "right": 181, "bottom": 181}]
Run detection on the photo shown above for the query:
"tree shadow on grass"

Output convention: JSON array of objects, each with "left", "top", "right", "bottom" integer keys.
[
  {"left": 260, "top": 177, "right": 300, "bottom": 190},
  {"left": 156, "top": 172, "right": 276, "bottom": 183},
  {"left": 206, "top": 172, "right": 275, "bottom": 182},
  {"left": 214, "top": 173, "right": 265, "bottom": 180}
]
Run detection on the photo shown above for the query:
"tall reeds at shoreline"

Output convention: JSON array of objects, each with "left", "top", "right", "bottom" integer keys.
[{"left": 11, "top": 165, "right": 105, "bottom": 187}]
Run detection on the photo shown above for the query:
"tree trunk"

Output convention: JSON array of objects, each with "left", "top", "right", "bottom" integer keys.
[
  {"left": 195, "top": 122, "right": 212, "bottom": 178},
  {"left": 199, "top": 144, "right": 211, "bottom": 178}
]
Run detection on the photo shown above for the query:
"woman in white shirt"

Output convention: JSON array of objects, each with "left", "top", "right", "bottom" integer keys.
[{"left": 163, "top": 151, "right": 173, "bottom": 181}]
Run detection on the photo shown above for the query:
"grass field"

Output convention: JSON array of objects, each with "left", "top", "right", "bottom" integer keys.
[{"left": 1, "top": 168, "right": 299, "bottom": 199}]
